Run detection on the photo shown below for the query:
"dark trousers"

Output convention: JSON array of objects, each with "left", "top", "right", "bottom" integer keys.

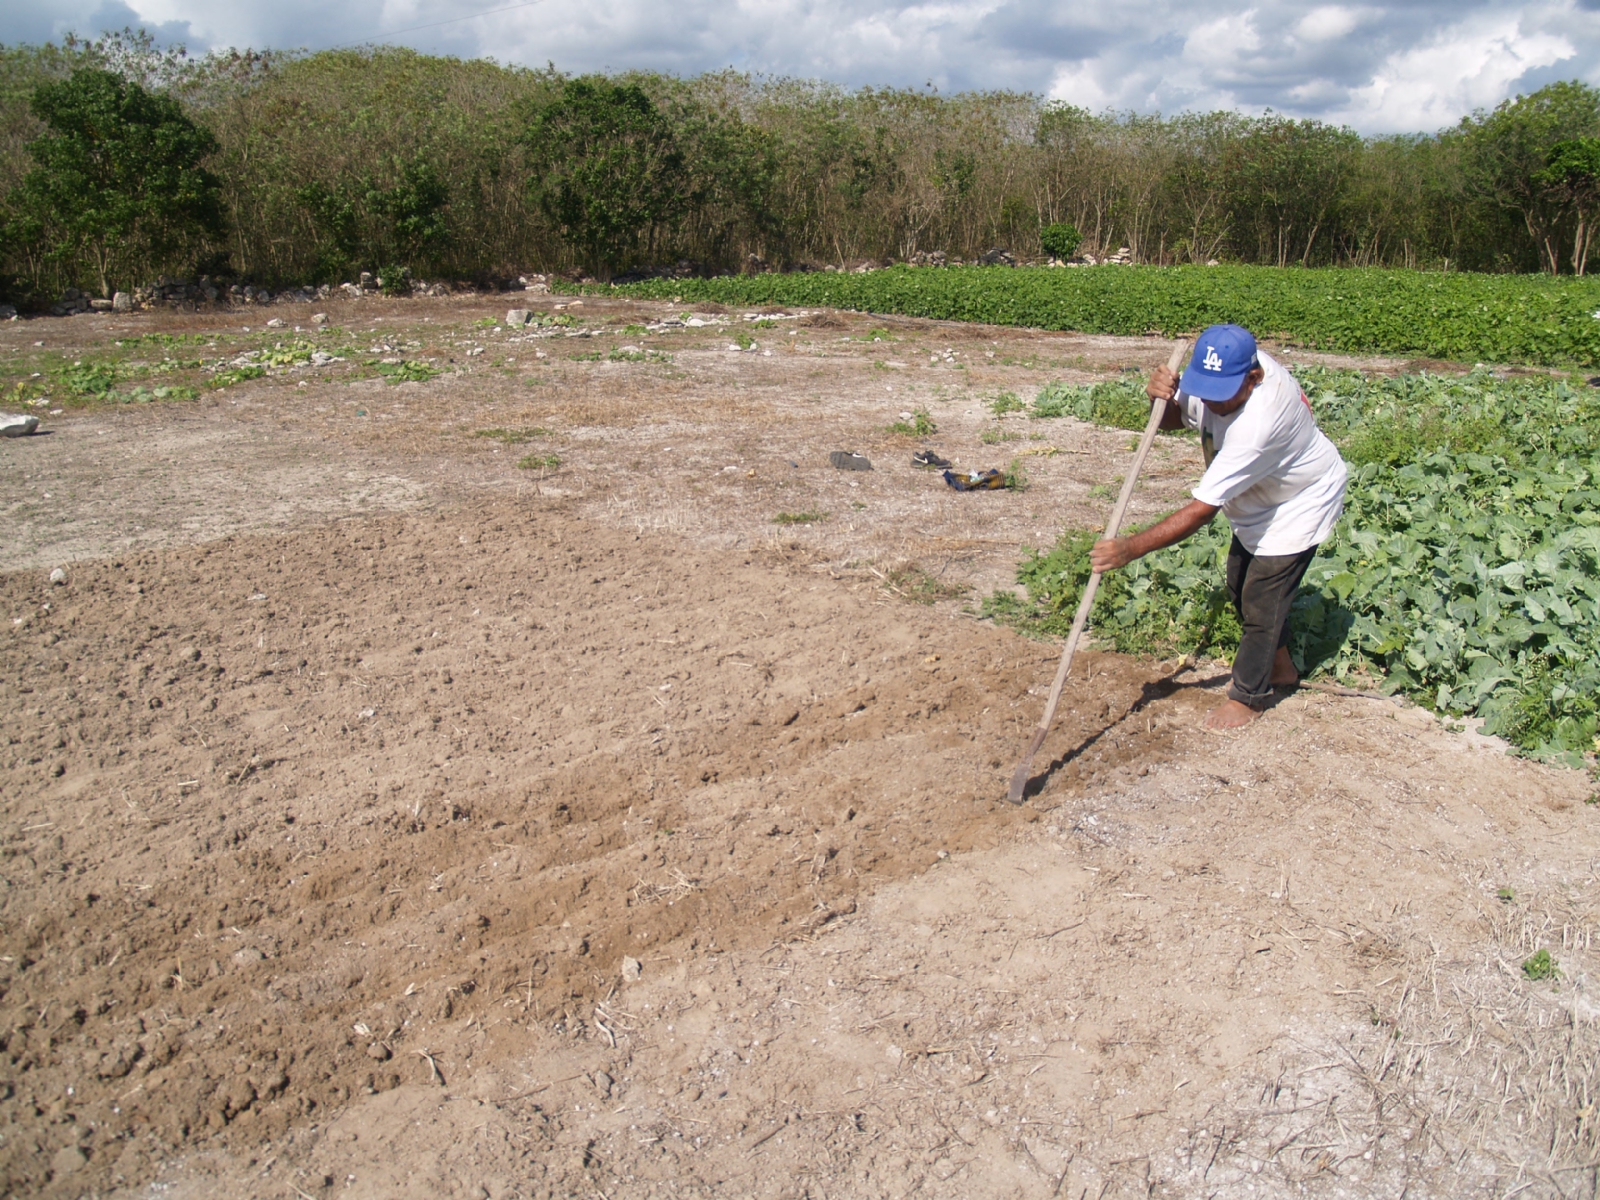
[{"left": 1225, "top": 535, "right": 1317, "bottom": 708}]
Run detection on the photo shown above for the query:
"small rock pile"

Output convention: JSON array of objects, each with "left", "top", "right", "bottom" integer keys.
[
  {"left": 42, "top": 271, "right": 466, "bottom": 316},
  {"left": 1076, "top": 246, "right": 1133, "bottom": 265}
]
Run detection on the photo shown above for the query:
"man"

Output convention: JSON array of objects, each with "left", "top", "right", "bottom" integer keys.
[{"left": 1089, "top": 324, "right": 1347, "bottom": 730}]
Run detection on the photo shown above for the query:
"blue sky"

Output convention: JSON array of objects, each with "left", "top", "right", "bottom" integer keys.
[{"left": 3, "top": 0, "right": 1597, "bottom": 134}]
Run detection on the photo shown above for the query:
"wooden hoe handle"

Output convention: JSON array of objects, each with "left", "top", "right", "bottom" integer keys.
[{"left": 1005, "top": 339, "right": 1190, "bottom": 805}]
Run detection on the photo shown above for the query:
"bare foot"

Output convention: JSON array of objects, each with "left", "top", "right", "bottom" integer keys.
[
  {"left": 1269, "top": 646, "right": 1300, "bottom": 689},
  {"left": 1203, "top": 699, "right": 1262, "bottom": 730}
]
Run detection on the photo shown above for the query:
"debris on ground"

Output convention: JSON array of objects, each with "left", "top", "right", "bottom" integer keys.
[
  {"left": 828, "top": 450, "right": 872, "bottom": 470},
  {"left": 0, "top": 413, "right": 39, "bottom": 437},
  {"left": 943, "top": 466, "right": 1007, "bottom": 489}
]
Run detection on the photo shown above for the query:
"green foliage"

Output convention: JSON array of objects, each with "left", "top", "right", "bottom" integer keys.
[
  {"left": 516, "top": 452, "right": 562, "bottom": 470},
  {"left": 1535, "top": 137, "right": 1600, "bottom": 276},
  {"left": 989, "top": 390, "right": 1024, "bottom": 415},
  {"left": 474, "top": 426, "right": 550, "bottom": 443},
  {"left": 887, "top": 407, "right": 936, "bottom": 436},
  {"left": 1034, "top": 377, "right": 1162, "bottom": 429},
  {"left": 377, "top": 264, "right": 413, "bottom": 296},
  {"left": 1039, "top": 222, "right": 1081, "bottom": 259},
  {"left": 375, "top": 359, "right": 440, "bottom": 384},
  {"left": 1461, "top": 81, "right": 1600, "bottom": 275},
  {"left": 521, "top": 78, "right": 687, "bottom": 275},
  {"left": 1000, "top": 364, "right": 1600, "bottom": 761},
  {"left": 773, "top": 510, "right": 827, "bottom": 525},
  {"left": 2, "top": 55, "right": 1598, "bottom": 294},
  {"left": 2, "top": 53, "right": 1598, "bottom": 294},
  {"left": 612, "top": 264, "right": 1600, "bottom": 367},
  {"left": 210, "top": 365, "right": 265, "bottom": 388},
  {"left": 986, "top": 521, "right": 1244, "bottom": 659},
  {"left": 1522, "top": 948, "right": 1558, "bottom": 981},
  {"left": 12, "top": 68, "right": 222, "bottom": 296},
  {"left": 59, "top": 361, "right": 118, "bottom": 396},
  {"left": 298, "top": 158, "right": 447, "bottom": 282}
]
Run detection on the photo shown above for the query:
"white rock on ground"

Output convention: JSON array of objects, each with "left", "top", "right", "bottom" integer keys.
[{"left": 0, "top": 413, "right": 39, "bottom": 437}]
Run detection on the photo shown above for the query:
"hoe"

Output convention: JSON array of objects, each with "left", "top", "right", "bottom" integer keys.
[{"left": 1007, "top": 339, "right": 1190, "bottom": 806}]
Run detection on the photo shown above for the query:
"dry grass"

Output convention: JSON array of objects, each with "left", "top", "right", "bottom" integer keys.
[{"left": 1188, "top": 869, "right": 1600, "bottom": 1198}]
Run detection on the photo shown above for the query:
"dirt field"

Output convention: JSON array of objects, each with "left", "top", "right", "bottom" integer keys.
[{"left": 2, "top": 294, "right": 1597, "bottom": 1200}]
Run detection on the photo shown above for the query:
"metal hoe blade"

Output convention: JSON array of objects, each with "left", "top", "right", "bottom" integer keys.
[{"left": 1005, "top": 339, "right": 1191, "bottom": 805}]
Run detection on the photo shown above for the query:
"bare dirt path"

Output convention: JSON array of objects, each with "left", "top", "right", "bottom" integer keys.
[{"left": 0, "top": 296, "right": 1594, "bottom": 1200}]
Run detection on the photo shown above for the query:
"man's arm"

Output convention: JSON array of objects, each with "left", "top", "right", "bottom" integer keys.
[{"left": 1090, "top": 499, "right": 1219, "bottom": 572}]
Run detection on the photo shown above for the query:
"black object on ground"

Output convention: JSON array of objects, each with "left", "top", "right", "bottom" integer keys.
[
  {"left": 829, "top": 451, "right": 872, "bottom": 471},
  {"left": 943, "top": 468, "right": 1006, "bottom": 491},
  {"left": 912, "top": 450, "right": 951, "bottom": 469}
]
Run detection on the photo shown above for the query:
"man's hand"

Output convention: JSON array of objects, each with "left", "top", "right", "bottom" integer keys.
[
  {"left": 1087, "top": 499, "right": 1220, "bottom": 575},
  {"left": 1091, "top": 536, "right": 1134, "bottom": 573},
  {"left": 1147, "top": 364, "right": 1178, "bottom": 403}
]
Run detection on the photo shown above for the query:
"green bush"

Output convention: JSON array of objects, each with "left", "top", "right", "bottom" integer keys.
[{"left": 1039, "top": 222, "right": 1082, "bottom": 259}]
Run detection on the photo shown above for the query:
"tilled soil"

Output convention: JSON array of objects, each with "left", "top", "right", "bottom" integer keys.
[{"left": 1, "top": 296, "right": 1595, "bottom": 1200}]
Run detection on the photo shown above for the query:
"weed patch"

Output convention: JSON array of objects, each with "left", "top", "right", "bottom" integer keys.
[
  {"left": 60, "top": 362, "right": 118, "bottom": 398},
  {"left": 887, "top": 408, "right": 937, "bottom": 436},
  {"left": 210, "top": 366, "right": 267, "bottom": 389},
  {"left": 376, "top": 361, "right": 442, "bottom": 384},
  {"left": 1523, "top": 948, "right": 1558, "bottom": 981},
  {"left": 881, "top": 563, "right": 968, "bottom": 604},
  {"left": 773, "top": 510, "right": 827, "bottom": 525},
  {"left": 475, "top": 427, "right": 551, "bottom": 444}
]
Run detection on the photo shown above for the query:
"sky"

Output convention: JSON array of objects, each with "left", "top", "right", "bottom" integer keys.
[{"left": 2, "top": 0, "right": 1598, "bottom": 134}]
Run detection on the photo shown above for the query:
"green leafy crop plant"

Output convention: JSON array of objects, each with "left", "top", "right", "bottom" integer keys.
[
  {"left": 996, "top": 365, "right": 1600, "bottom": 762},
  {"left": 601, "top": 264, "right": 1600, "bottom": 368},
  {"left": 375, "top": 360, "right": 441, "bottom": 384}
]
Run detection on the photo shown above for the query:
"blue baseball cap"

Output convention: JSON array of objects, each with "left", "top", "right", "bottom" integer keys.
[{"left": 1180, "top": 324, "right": 1260, "bottom": 401}]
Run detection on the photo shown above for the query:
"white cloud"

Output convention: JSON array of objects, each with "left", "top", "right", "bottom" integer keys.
[
  {"left": 1183, "top": 10, "right": 1264, "bottom": 63},
  {"left": 1294, "top": 5, "right": 1363, "bottom": 42},
  {"left": 1046, "top": 60, "right": 1116, "bottom": 110},
  {"left": 1329, "top": 7, "right": 1576, "bottom": 129}
]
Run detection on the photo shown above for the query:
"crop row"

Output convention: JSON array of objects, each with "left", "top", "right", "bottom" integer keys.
[{"left": 603, "top": 265, "right": 1600, "bottom": 368}]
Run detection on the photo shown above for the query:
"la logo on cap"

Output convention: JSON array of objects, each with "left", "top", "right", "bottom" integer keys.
[{"left": 1202, "top": 346, "right": 1223, "bottom": 371}]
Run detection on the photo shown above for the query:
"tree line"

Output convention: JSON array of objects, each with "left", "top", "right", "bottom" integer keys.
[{"left": 0, "top": 33, "right": 1597, "bottom": 301}]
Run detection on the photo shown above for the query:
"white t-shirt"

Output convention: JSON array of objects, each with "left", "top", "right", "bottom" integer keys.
[{"left": 1178, "top": 350, "right": 1347, "bottom": 556}]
